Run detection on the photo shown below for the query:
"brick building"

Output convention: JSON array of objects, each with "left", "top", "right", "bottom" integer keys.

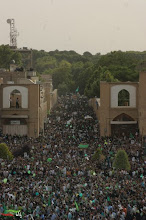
[
  {"left": 90, "top": 71, "right": 146, "bottom": 138},
  {"left": 0, "top": 65, "right": 57, "bottom": 137}
]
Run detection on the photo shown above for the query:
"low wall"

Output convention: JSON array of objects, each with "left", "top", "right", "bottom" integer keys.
[
  {"left": 89, "top": 98, "right": 100, "bottom": 120},
  {"left": 50, "top": 89, "right": 58, "bottom": 109}
]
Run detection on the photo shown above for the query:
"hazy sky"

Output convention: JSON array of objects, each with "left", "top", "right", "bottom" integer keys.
[{"left": 0, "top": 0, "right": 146, "bottom": 54}]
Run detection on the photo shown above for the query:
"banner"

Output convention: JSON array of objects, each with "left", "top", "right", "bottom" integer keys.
[{"left": 78, "top": 144, "right": 89, "bottom": 149}]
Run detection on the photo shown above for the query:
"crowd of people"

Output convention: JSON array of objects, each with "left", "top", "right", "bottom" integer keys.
[{"left": 0, "top": 94, "right": 145, "bottom": 220}]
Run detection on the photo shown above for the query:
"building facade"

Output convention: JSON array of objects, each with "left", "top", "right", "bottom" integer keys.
[
  {"left": 0, "top": 66, "right": 57, "bottom": 137},
  {"left": 90, "top": 72, "right": 146, "bottom": 137}
]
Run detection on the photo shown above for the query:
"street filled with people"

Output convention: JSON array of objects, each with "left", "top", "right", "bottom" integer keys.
[{"left": 0, "top": 95, "right": 145, "bottom": 219}]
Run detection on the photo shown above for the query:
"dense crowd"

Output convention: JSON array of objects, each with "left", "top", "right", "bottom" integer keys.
[{"left": 0, "top": 95, "right": 145, "bottom": 220}]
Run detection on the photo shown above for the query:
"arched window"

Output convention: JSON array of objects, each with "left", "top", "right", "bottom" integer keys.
[
  {"left": 3, "top": 86, "right": 28, "bottom": 108},
  {"left": 118, "top": 89, "right": 130, "bottom": 106},
  {"left": 10, "top": 89, "right": 21, "bottom": 108}
]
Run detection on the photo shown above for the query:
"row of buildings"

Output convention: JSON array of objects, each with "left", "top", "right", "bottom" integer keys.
[
  {"left": 1, "top": 61, "right": 146, "bottom": 139},
  {"left": 0, "top": 63, "right": 57, "bottom": 137}
]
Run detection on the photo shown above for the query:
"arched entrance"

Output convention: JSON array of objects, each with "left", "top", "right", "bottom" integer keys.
[{"left": 111, "top": 113, "right": 138, "bottom": 137}]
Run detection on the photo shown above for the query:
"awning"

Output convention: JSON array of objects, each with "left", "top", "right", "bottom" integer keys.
[
  {"left": 110, "top": 121, "right": 137, "bottom": 125},
  {"left": 1, "top": 115, "right": 28, "bottom": 119}
]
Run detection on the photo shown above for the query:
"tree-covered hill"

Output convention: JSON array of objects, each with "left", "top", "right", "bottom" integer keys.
[
  {"left": 32, "top": 49, "right": 146, "bottom": 97},
  {"left": 0, "top": 44, "right": 146, "bottom": 97}
]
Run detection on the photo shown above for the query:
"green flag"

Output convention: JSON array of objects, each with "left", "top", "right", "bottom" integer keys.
[
  {"left": 130, "top": 133, "right": 134, "bottom": 138},
  {"left": 48, "top": 193, "right": 52, "bottom": 206},
  {"left": 75, "top": 201, "right": 79, "bottom": 211},
  {"left": 47, "top": 158, "right": 52, "bottom": 162},
  {"left": 78, "top": 144, "right": 89, "bottom": 149},
  {"left": 107, "top": 197, "right": 110, "bottom": 201},
  {"left": 75, "top": 87, "right": 79, "bottom": 93},
  {"left": 7, "top": 210, "right": 20, "bottom": 214},
  {"left": 2, "top": 203, "right": 7, "bottom": 214}
]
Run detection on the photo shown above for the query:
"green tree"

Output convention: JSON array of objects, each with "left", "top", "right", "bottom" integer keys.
[
  {"left": 92, "top": 148, "right": 105, "bottom": 163},
  {"left": 0, "top": 45, "right": 22, "bottom": 69},
  {"left": 20, "top": 48, "right": 146, "bottom": 95},
  {"left": 113, "top": 149, "right": 130, "bottom": 171},
  {"left": 57, "top": 82, "right": 69, "bottom": 96},
  {"left": 85, "top": 66, "right": 118, "bottom": 98},
  {"left": 98, "top": 51, "right": 139, "bottom": 82},
  {"left": 35, "top": 55, "right": 57, "bottom": 74},
  {"left": 100, "top": 68, "right": 118, "bottom": 82},
  {"left": 71, "top": 61, "right": 84, "bottom": 82},
  {"left": 92, "top": 148, "right": 102, "bottom": 160},
  {"left": 75, "top": 61, "right": 94, "bottom": 95},
  {"left": 52, "top": 60, "right": 72, "bottom": 89},
  {"left": 49, "top": 50, "right": 87, "bottom": 63},
  {"left": 85, "top": 78, "right": 100, "bottom": 98},
  {"left": 84, "top": 67, "right": 100, "bottom": 98},
  {"left": 0, "top": 143, "right": 13, "bottom": 160}
]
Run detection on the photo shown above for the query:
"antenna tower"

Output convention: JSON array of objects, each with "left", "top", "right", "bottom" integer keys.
[{"left": 7, "top": 19, "right": 18, "bottom": 47}]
